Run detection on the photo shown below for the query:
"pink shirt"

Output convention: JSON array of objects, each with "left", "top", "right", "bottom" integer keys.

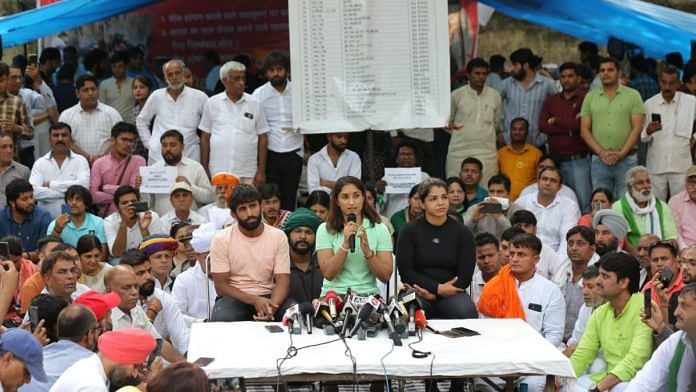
[
  {"left": 89, "top": 153, "right": 146, "bottom": 217},
  {"left": 668, "top": 190, "right": 696, "bottom": 248},
  {"left": 210, "top": 223, "right": 290, "bottom": 296}
]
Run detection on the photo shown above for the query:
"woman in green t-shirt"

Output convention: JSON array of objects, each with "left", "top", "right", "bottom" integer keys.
[{"left": 316, "top": 176, "right": 393, "bottom": 296}]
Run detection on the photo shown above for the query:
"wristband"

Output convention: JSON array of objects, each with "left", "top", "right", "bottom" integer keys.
[
  {"left": 147, "top": 307, "right": 159, "bottom": 315},
  {"left": 339, "top": 244, "right": 349, "bottom": 252}
]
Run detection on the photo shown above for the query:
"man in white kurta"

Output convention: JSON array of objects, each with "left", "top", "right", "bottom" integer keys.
[
  {"left": 446, "top": 58, "right": 502, "bottom": 185},
  {"left": 136, "top": 60, "right": 208, "bottom": 164},
  {"left": 641, "top": 66, "right": 696, "bottom": 201}
]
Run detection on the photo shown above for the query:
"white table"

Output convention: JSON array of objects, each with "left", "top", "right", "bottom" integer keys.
[{"left": 188, "top": 318, "right": 575, "bottom": 385}]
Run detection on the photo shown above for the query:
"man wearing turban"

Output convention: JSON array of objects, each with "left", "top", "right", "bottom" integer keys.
[{"left": 284, "top": 208, "right": 324, "bottom": 303}]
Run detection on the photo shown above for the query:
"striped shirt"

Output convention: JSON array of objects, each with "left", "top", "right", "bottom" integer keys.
[
  {"left": 59, "top": 101, "right": 122, "bottom": 156},
  {"left": 0, "top": 92, "right": 32, "bottom": 158},
  {"left": 497, "top": 73, "right": 558, "bottom": 147}
]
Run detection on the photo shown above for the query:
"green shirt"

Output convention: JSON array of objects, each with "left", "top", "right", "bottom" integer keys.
[
  {"left": 316, "top": 218, "right": 393, "bottom": 296},
  {"left": 390, "top": 208, "right": 409, "bottom": 241},
  {"left": 580, "top": 84, "right": 644, "bottom": 151},
  {"left": 570, "top": 293, "right": 653, "bottom": 382}
]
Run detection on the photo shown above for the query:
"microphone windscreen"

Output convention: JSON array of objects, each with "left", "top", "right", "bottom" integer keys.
[
  {"left": 326, "top": 290, "right": 339, "bottom": 302},
  {"left": 414, "top": 309, "right": 427, "bottom": 330},
  {"left": 299, "top": 302, "right": 313, "bottom": 316},
  {"left": 347, "top": 213, "right": 356, "bottom": 222},
  {"left": 357, "top": 302, "right": 375, "bottom": 319}
]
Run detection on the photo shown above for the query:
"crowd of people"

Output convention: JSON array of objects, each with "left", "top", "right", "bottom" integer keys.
[{"left": 0, "top": 40, "right": 694, "bottom": 392}]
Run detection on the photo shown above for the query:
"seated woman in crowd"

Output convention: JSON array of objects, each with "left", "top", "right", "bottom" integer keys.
[
  {"left": 396, "top": 178, "right": 478, "bottom": 319},
  {"left": 306, "top": 190, "right": 330, "bottom": 222},
  {"left": 390, "top": 184, "right": 423, "bottom": 241},
  {"left": 76, "top": 234, "right": 112, "bottom": 293},
  {"left": 316, "top": 176, "right": 393, "bottom": 296},
  {"left": 578, "top": 187, "right": 614, "bottom": 227}
]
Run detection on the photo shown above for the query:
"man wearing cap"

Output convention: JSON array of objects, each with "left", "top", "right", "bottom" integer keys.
[
  {"left": 668, "top": 165, "right": 696, "bottom": 248},
  {"left": 104, "top": 265, "right": 185, "bottom": 364},
  {"left": 104, "top": 185, "right": 166, "bottom": 258},
  {"left": 0, "top": 328, "right": 47, "bottom": 392},
  {"left": 51, "top": 328, "right": 156, "bottom": 392},
  {"left": 160, "top": 181, "right": 208, "bottom": 229},
  {"left": 593, "top": 209, "right": 629, "bottom": 256},
  {"left": 172, "top": 222, "right": 220, "bottom": 321},
  {"left": 139, "top": 234, "right": 179, "bottom": 292},
  {"left": 612, "top": 166, "right": 677, "bottom": 247},
  {"left": 197, "top": 172, "right": 238, "bottom": 225},
  {"left": 284, "top": 208, "right": 324, "bottom": 304},
  {"left": 21, "top": 304, "right": 106, "bottom": 391},
  {"left": 210, "top": 184, "right": 293, "bottom": 321},
  {"left": 119, "top": 249, "right": 190, "bottom": 354}
]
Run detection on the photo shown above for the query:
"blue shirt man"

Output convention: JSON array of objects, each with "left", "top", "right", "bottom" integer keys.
[{"left": 0, "top": 179, "right": 52, "bottom": 253}]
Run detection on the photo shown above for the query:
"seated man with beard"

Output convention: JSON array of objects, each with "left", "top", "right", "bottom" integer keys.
[
  {"left": 210, "top": 184, "right": 294, "bottom": 321},
  {"left": 592, "top": 209, "right": 629, "bottom": 256},
  {"left": 119, "top": 249, "right": 190, "bottom": 355},
  {"left": 612, "top": 166, "right": 677, "bottom": 247},
  {"left": 283, "top": 208, "right": 324, "bottom": 304},
  {"left": 197, "top": 172, "right": 239, "bottom": 225}
]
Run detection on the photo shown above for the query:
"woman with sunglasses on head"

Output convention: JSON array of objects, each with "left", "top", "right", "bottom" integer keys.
[
  {"left": 316, "top": 176, "right": 393, "bottom": 296},
  {"left": 397, "top": 178, "right": 478, "bottom": 319}
]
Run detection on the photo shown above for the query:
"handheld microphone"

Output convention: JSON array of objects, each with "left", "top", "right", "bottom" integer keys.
[
  {"left": 348, "top": 295, "right": 379, "bottom": 338},
  {"left": 347, "top": 213, "right": 356, "bottom": 252},
  {"left": 299, "top": 302, "right": 314, "bottom": 334},
  {"left": 325, "top": 290, "right": 340, "bottom": 320}
]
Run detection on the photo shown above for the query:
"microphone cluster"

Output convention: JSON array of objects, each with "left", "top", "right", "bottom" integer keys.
[{"left": 282, "top": 288, "right": 427, "bottom": 345}]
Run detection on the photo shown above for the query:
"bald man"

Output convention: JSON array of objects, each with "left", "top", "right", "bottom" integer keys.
[{"left": 104, "top": 266, "right": 185, "bottom": 363}]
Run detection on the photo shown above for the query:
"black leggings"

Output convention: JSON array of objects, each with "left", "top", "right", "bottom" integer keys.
[{"left": 419, "top": 292, "right": 478, "bottom": 319}]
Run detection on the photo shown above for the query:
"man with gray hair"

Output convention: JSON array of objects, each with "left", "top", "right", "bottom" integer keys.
[
  {"left": 200, "top": 61, "right": 269, "bottom": 185},
  {"left": 592, "top": 209, "right": 629, "bottom": 256},
  {"left": 136, "top": 59, "right": 208, "bottom": 164},
  {"left": 611, "top": 165, "right": 677, "bottom": 247}
]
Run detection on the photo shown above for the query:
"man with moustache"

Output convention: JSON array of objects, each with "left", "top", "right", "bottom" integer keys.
[
  {"left": 307, "top": 132, "right": 361, "bottom": 194},
  {"left": 668, "top": 166, "right": 696, "bottom": 249},
  {"left": 0, "top": 179, "right": 52, "bottom": 254},
  {"left": 252, "top": 51, "right": 302, "bottom": 210},
  {"left": 142, "top": 130, "right": 214, "bottom": 216},
  {"left": 209, "top": 184, "right": 294, "bottom": 322},
  {"left": 200, "top": 61, "right": 269, "bottom": 185},
  {"left": 104, "top": 265, "right": 185, "bottom": 363},
  {"left": 635, "top": 234, "right": 660, "bottom": 290},
  {"left": 118, "top": 249, "right": 190, "bottom": 355},
  {"left": 41, "top": 251, "right": 90, "bottom": 303},
  {"left": 592, "top": 209, "right": 629, "bottom": 256},
  {"left": 136, "top": 59, "right": 207, "bottom": 164},
  {"left": 29, "top": 122, "right": 90, "bottom": 218},
  {"left": 612, "top": 166, "right": 678, "bottom": 247},
  {"left": 641, "top": 65, "right": 695, "bottom": 201},
  {"left": 283, "top": 208, "right": 324, "bottom": 304},
  {"left": 627, "top": 283, "right": 696, "bottom": 392},
  {"left": 471, "top": 233, "right": 503, "bottom": 303}
]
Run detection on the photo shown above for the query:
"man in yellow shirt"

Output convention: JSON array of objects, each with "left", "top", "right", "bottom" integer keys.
[{"left": 498, "top": 117, "right": 542, "bottom": 201}]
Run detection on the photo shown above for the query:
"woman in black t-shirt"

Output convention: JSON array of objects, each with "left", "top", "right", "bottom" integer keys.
[{"left": 397, "top": 178, "right": 478, "bottom": 319}]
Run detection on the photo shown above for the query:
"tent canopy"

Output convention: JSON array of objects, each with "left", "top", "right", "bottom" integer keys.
[
  {"left": 479, "top": 0, "right": 696, "bottom": 60},
  {"left": 0, "top": 0, "right": 159, "bottom": 49}
]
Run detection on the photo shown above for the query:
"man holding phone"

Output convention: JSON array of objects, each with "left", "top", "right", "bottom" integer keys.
[
  {"left": 641, "top": 65, "right": 696, "bottom": 201},
  {"left": 643, "top": 242, "right": 684, "bottom": 330},
  {"left": 104, "top": 185, "right": 165, "bottom": 258}
]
